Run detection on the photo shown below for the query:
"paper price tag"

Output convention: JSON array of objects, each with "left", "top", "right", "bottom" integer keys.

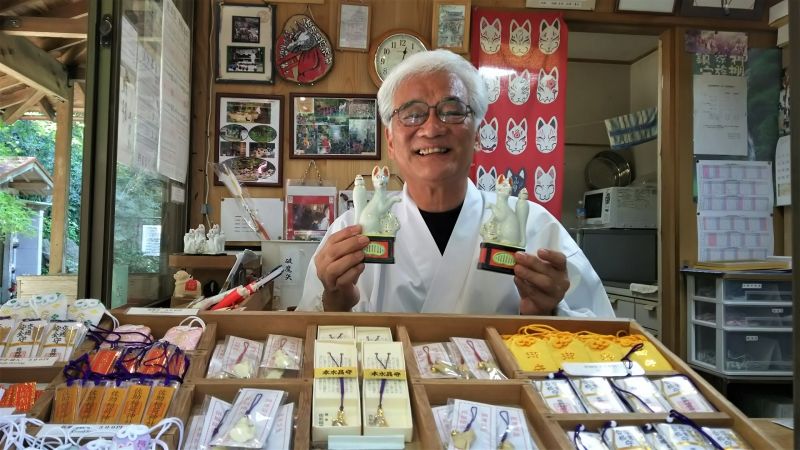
[
  {"left": 0, "top": 356, "right": 58, "bottom": 368},
  {"left": 562, "top": 361, "right": 645, "bottom": 377},
  {"left": 127, "top": 307, "right": 199, "bottom": 316}
]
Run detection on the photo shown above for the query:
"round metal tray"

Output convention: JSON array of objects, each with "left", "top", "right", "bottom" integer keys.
[{"left": 585, "top": 150, "right": 633, "bottom": 189}]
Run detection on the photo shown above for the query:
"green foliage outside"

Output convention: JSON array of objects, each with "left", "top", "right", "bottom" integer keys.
[
  {"left": 0, "top": 192, "right": 35, "bottom": 238},
  {"left": 0, "top": 120, "right": 84, "bottom": 273},
  {"left": 113, "top": 164, "right": 163, "bottom": 273}
]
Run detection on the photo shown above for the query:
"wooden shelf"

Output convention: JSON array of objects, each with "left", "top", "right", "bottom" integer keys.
[{"left": 168, "top": 253, "right": 237, "bottom": 269}]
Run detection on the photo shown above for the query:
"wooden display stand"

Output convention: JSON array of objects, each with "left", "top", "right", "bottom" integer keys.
[
  {"left": 14, "top": 311, "right": 781, "bottom": 449},
  {"left": 182, "top": 312, "right": 780, "bottom": 449},
  {"left": 168, "top": 253, "right": 273, "bottom": 310}
]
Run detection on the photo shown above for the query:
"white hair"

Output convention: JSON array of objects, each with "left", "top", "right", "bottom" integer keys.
[{"left": 377, "top": 49, "right": 488, "bottom": 130}]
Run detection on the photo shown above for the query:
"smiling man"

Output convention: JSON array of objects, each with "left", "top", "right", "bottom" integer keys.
[{"left": 297, "top": 49, "right": 613, "bottom": 318}]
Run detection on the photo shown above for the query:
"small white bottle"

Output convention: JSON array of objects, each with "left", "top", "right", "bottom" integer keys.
[{"left": 576, "top": 200, "right": 586, "bottom": 227}]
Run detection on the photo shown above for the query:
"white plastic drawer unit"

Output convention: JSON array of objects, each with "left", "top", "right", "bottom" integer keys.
[
  {"left": 691, "top": 325, "right": 793, "bottom": 376},
  {"left": 685, "top": 269, "right": 793, "bottom": 376},
  {"left": 693, "top": 300, "right": 716, "bottom": 325},
  {"left": 724, "top": 330, "right": 792, "bottom": 373},
  {"left": 692, "top": 272, "right": 792, "bottom": 303},
  {"left": 723, "top": 304, "right": 792, "bottom": 328}
]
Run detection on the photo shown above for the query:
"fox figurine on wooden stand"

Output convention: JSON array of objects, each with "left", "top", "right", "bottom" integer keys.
[
  {"left": 478, "top": 174, "right": 529, "bottom": 274},
  {"left": 353, "top": 165, "right": 400, "bottom": 263}
]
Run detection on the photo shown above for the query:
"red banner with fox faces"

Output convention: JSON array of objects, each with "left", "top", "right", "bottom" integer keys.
[{"left": 470, "top": 9, "right": 567, "bottom": 218}]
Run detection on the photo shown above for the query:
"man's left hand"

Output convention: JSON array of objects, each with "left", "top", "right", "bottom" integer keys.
[{"left": 514, "top": 249, "right": 570, "bottom": 315}]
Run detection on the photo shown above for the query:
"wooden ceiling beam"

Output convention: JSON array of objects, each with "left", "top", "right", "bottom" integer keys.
[
  {"left": 0, "top": 86, "right": 35, "bottom": 109},
  {"left": 0, "top": 17, "right": 87, "bottom": 39},
  {"left": 0, "top": 75, "right": 22, "bottom": 93},
  {"left": 39, "top": 97, "right": 55, "bottom": 121},
  {"left": 0, "top": 31, "right": 70, "bottom": 101},
  {"left": 3, "top": 89, "right": 45, "bottom": 124},
  {"left": 44, "top": 38, "right": 86, "bottom": 55}
]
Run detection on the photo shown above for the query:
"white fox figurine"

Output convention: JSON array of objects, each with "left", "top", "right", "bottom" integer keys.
[
  {"left": 480, "top": 175, "right": 529, "bottom": 248},
  {"left": 353, "top": 165, "right": 400, "bottom": 236}
]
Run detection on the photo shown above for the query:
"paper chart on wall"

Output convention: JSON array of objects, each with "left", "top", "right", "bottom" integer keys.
[
  {"left": 220, "top": 197, "right": 284, "bottom": 241},
  {"left": 696, "top": 160, "right": 774, "bottom": 261},
  {"left": 692, "top": 74, "right": 747, "bottom": 156},
  {"left": 775, "top": 135, "right": 791, "bottom": 206}
]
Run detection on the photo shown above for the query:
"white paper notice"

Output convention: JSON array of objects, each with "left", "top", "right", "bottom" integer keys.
[
  {"left": 220, "top": 197, "right": 284, "bottom": 241},
  {"left": 775, "top": 135, "right": 791, "bottom": 206},
  {"left": 158, "top": 0, "right": 191, "bottom": 183},
  {"left": 338, "top": 4, "right": 369, "bottom": 49},
  {"left": 693, "top": 74, "right": 748, "bottom": 156},
  {"left": 117, "top": 17, "right": 138, "bottom": 167},
  {"left": 141, "top": 224, "right": 161, "bottom": 256},
  {"left": 696, "top": 160, "right": 774, "bottom": 261}
]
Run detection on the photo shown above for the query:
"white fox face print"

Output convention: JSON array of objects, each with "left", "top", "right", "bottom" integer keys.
[
  {"left": 505, "top": 118, "right": 527, "bottom": 155},
  {"left": 538, "top": 19, "right": 561, "bottom": 54},
  {"left": 508, "top": 70, "right": 531, "bottom": 105},
  {"left": 536, "top": 67, "right": 559, "bottom": 104},
  {"left": 482, "top": 72, "right": 500, "bottom": 104},
  {"left": 479, "top": 17, "right": 501, "bottom": 54},
  {"left": 509, "top": 20, "right": 531, "bottom": 56},
  {"left": 479, "top": 117, "right": 498, "bottom": 153},
  {"left": 535, "top": 116, "right": 557, "bottom": 153},
  {"left": 476, "top": 165, "right": 497, "bottom": 191},
  {"left": 534, "top": 166, "right": 556, "bottom": 203},
  {"left": 505, "top": 168, "right": 527, "bottom": 197}
]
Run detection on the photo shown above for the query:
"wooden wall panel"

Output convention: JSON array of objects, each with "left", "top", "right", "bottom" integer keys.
[{"left": 189, "top": 0, "right": 775, "bottom": 230}]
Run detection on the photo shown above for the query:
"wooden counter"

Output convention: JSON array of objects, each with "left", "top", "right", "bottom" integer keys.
[{"left": 753, "top": 418, "right": 793, "bottom": 449}]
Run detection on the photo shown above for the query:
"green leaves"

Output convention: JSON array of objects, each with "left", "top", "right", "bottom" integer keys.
[{"left": 0, "top": 191, "right": 35, "bottom": 238}]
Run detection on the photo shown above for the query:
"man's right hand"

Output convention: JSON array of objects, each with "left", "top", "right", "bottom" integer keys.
[{"left": 315, "top": 225, "right": 369, "bottom": 311}]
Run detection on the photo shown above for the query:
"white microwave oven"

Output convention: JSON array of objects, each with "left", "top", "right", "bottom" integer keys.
[{"left": 583, "top": 186, "right": 657, "bottom": 228}]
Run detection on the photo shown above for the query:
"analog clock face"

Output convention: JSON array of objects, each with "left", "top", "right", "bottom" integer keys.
[{"left": 374, "top": 34, "right": 427, "bottom": 82}]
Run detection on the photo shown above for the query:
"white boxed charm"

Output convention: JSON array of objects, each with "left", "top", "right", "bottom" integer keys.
[
  {"left": 312, "top": 340, "right": 361, "bottom": 441},
  {"left": 317, "top": 325, "right": 356, "bottom": 341},
  {"left": 361, "top": 341, "right": 413, "bottom": 441},
  {"left": 354, "top": 326, "right": 393, "bottom": 353},
  {"left": 354, "top": 326, "right": 393, "bottom": 343}
]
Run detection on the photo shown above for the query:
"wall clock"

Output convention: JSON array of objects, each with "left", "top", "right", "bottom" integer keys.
[{"left": 368, "top": 29, "right": 428, "bottom": 87}]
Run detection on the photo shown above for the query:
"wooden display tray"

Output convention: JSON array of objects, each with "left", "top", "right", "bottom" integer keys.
[
  {"left": 110, "top": 311, "right": 218, "bottom": 353},
  {"left": 28, "top": 385, "right": 193, "bottom": 449},
  {"left": 20, "top": 312, "right": 779, "bottom": 449},
  {"left": 191, "top": 312, "right": 779, "bottom": 449},
  {"left": 186, "top": 381, "right": 311, "bottom": 449},
  {"left": 0, "top": 332, "right": 97, "bottom": 385}
]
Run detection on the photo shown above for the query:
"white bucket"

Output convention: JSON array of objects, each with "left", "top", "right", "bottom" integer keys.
[{"left": 261, "top": 240, "right": 320, "bottom": 309}]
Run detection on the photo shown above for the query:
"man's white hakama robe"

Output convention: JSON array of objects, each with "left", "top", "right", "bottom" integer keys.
[{"left": 297, "top": 181, "right": 614, "bottom": 317}]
